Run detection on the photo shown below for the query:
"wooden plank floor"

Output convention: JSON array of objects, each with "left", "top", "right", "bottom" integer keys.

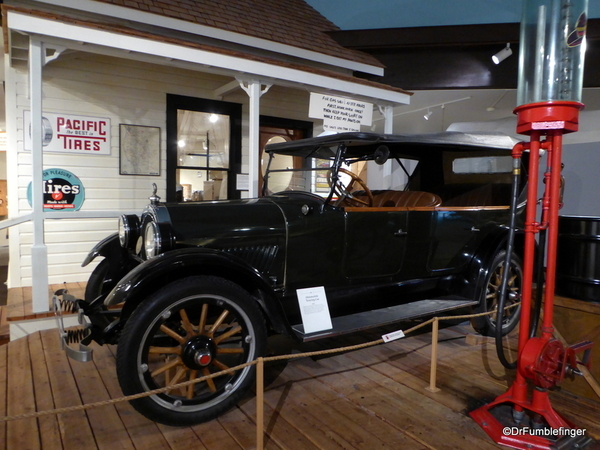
[
  {"left": 0, "top": 322, "right": 599, "bottom": 450},
  {"left": 6, "top": 283, "right": 86, "bottom": 322}
]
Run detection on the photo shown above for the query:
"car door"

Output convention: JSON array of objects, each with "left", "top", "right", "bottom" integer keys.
[
  {"left": 343, "top": 209, "right": 408, "bottom": 279},
  {"left": 427, "top": 208, "right": 482, "bottom": 272}
]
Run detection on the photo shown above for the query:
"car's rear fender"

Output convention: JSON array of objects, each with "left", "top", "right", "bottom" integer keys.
[
  {"left": 458, "top": 228, "right": 526, "bottom": 302},
  {"left": 103, "top": 247, "right": 291, "bottom": 335}
]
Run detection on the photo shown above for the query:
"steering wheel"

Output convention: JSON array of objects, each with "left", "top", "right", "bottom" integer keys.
[{"left": 328, "top": 168, "right": 374, "bottom": 207}]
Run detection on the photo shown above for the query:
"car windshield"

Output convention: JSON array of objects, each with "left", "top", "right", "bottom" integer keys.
[{"left": 262, "top": 132, "right": 521, "bottom": 206}]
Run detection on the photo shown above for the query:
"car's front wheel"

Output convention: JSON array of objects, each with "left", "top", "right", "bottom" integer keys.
[
  {"left": 471, "top": 250, "right": 522, "bottom": 337},
  {"left": 116, "top": 276, "right": 266, "bottom": 426}
]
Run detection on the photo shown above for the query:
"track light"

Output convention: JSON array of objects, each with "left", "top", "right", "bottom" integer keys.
[
  {"left": 492, "top": 43, "right": 512, "bottom": 64},
  {"left": 423, "top": 109, "right": 432, "bottom": 120}
]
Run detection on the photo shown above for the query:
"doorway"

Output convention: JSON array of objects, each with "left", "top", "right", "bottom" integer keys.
[{"left": 259, "top": 116, "right": 313, "bottom": 195}]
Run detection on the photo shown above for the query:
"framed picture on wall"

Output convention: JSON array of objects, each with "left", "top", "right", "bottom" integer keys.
[{"left": 119, "top": 124, "right": 161, "bottom": 176}]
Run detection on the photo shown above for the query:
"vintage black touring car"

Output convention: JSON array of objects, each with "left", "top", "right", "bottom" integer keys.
[{"left": 54, "top": 131, "right": 527, "bottom": 426}]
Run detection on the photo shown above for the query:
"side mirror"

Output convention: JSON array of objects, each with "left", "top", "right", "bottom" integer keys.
[{"left": 374, "top": 145, "right": 390, "bottom": 165}]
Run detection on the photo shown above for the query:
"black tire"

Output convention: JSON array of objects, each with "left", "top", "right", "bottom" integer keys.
[
  {"left": 84, "top": 259, "right": 112, "bottom": 302},
  {"left": 116, "top": 276, "right": 266, "bottom": 426},
  {"left": 471, "top": 250, "right": 522, "bottom": 337}
]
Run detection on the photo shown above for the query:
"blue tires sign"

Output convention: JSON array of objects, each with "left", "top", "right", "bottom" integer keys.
[{"left": 27, "top": 168, "right": 85, "bottom": 211}]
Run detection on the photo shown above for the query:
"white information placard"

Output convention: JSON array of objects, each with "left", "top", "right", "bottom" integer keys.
[
  {"left": 296, "top": 286, "right": 333, "bottom": 334},
  {"left": 309, "top": 93, "right": 373, "bottom": 132},
  {"left": 382, "top": 329, "right": 405, "bottom": 343}
]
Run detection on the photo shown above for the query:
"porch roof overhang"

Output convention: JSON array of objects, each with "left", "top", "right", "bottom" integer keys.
[{"left": 3, "top": 6, "right": 412, "bottom": 107}]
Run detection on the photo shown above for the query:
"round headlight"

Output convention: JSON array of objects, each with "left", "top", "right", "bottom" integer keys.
[
  {"left": 119, "top": 214, "right": 140, "bottom": 249},
  {"left": 143, "top": 221, "right": 160, "bottom": 259}
]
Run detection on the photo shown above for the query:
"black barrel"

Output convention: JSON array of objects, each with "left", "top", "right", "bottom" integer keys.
[{"left": 556, "top": 215, "right": 600, "bottom": 303}]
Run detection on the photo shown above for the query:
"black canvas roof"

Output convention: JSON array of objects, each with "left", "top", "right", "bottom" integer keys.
[{"left": 265, "top": 131, "right": 519, "bottom": 160}]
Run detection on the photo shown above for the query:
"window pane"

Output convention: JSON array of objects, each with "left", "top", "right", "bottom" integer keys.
[
  {"left": 177, "top": 110, "right": 230, "bottom": 169},
  {"left": 177, "top": 168, "right": 228, "bottom": 200},
  {"left": 452, "top": 156, "right": 512, "bottom": 174}
]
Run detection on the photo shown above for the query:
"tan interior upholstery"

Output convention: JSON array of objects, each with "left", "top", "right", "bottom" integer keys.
[{"left": 353, "top": 190, "right": 442, "bottom": 208}]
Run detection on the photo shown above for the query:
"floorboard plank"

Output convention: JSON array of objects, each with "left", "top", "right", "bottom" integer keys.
[
  {"left": 155, "top": 423, "right": 210, "bottom": 450},
  {"left": 6, "top": 336, "right": 40, "bottom": 450},
  {"left": 40, "top": 330, "right": 98, "bottom": 449},
  {"left": 293, "top": 349, "right": 502, "bottom": 450},
  {"left": 6, "top": 287, "right": 24, "bottom": 321},
  {"left": 239, "top": 393, "right": 321, "bottom": 450},
  {"left": 190, "top": 418, "right": 246, "bottom": 450},
  {"left": 99, "top": 345, "right": 172, "bottom": 450},
  {"left": 29, "top": 332, "right": 63, "bottom": 450},
  {"left": 70, "top": 344, "right": 135, "bottom": 450},
  {"left": 266, "top": 361, "right": 428, "bottom": 449},
  {"left": 215, "top": 406, "right": 275, "bottom": 450}
]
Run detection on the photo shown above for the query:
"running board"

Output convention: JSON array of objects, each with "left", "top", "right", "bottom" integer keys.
[{"left": 292, "top": 296, "right": 478, "bottom": 342}]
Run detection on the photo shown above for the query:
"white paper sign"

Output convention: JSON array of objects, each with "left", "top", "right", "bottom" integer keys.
[
  {"left": 382, "top": 329, "right": 405, "bottom": 343},
  {"left": 296, "top": 286, "right": 333, "bottom": 334},
  {"left": 309, "top": 92, "right": 373, "bottom": 132}
]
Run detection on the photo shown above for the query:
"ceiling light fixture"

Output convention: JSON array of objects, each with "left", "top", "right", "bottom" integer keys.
[
  {"left": 423, "top": 109, "right": 432, "bottom": 120},
  {"left": 492, "top": 43, "right": 512, "bottom": 64}
]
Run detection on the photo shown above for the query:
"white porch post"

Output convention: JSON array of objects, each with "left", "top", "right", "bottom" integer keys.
[
  {"left": 380, "top": 104, "right": 394, "bottom": 135},
  {"left": 368, "top": 104, "right": 395, "bottom": 189},
  {"left": 381, "top": 104, "right": 394, "bottom": 188},
  {"left": 29, "top": 36, "right": 50, "bottom": 313},
  {"left": 238, "top": 78, "right": 272, "bottom": 198}
]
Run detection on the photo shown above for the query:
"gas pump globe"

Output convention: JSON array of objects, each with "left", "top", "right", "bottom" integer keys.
[
  {"left": 515, "top": 0, "right": 587, "bottom": 134},
  {"left": 470, "top": 1, "right": 595, "bottom": 449},
  {"left": 518, "top": 0, "right": 587, "bottom": 106}
]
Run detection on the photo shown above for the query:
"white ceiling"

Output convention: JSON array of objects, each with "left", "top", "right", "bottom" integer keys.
[{"left": 376, "top": 88, "right": 600, "bottom": 139}]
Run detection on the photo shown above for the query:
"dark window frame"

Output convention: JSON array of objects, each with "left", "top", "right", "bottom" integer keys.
[{"left": 166, "top": 94, "right": 242, "bottom": 202}]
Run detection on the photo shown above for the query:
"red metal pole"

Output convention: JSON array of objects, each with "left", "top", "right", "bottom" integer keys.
[
  {"left": 541, "top": 132, "right": 563, "bottom": 339},
  {"left": 512, "top": 132, "right": 541, "bottom": 406}
]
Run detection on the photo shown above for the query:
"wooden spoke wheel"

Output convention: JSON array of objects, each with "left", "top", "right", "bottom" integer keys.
[
  {"left": 328, "top": 168, "right": 374, "bottom": 207},
  {"left": 471, "top": 250, "right": 523, "bottom": 337},
  {"left": 116, "top": 276, "right": 266, "bottom": 426}
]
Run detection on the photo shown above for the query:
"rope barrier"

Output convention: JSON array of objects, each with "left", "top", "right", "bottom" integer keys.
[{"left": 0, "top": 302, "right": 519, "bottom": 424}]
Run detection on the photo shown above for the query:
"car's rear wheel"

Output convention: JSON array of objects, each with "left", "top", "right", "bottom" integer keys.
[
  {"left": 116, "top": 276, "right": 266, "bottom": 426},
  {"left": 471, "top": 250, "right": 522, "bottom": 337}
]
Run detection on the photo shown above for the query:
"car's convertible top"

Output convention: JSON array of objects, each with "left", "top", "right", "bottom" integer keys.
[{"left": 264, "top": 131, "right": 520, "bottom": 160}]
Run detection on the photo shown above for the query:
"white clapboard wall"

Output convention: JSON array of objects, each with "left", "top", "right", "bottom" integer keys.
[{"left": 7, "top": 53, "right": 314, "bottom": 287}]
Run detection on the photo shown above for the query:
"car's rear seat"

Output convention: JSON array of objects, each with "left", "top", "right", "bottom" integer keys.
[
  {"left": 353, "top": 190, "right": 442, "bottom": 208},
  {"left": 441, "top": 184, "right": 511, "bottom": 207}
]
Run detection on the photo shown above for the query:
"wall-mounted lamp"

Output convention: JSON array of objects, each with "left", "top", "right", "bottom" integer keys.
[
  {"left": 492, "top": 43, "right": 512, "bottom": 64},
  {"left": 423, "top": 109, "right": 432, "bottom": 120}
]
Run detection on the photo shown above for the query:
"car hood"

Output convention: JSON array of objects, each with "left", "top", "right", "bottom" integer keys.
[{"left": 163, "top": 197, "right": 288, "bottom": 247}]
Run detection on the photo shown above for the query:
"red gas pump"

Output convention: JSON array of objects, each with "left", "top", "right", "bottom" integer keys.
[{"left": 470, "top": 2, "right": 595, "bottom": 449}]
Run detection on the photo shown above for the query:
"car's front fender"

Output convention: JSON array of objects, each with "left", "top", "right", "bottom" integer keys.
[
  {"left": 104, "top": 247, "right": 290, "bottom": 334},
  {"left": 82, "top": 233, "right": 123, "bottom": 267}
]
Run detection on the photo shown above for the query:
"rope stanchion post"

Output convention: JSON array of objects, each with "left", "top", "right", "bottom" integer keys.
[
  {"left": 256, "top": 356, "right": 264, "bottom": 450},
  {"left": 426, "top": 317, "right": 441, "bottom": 393}
]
